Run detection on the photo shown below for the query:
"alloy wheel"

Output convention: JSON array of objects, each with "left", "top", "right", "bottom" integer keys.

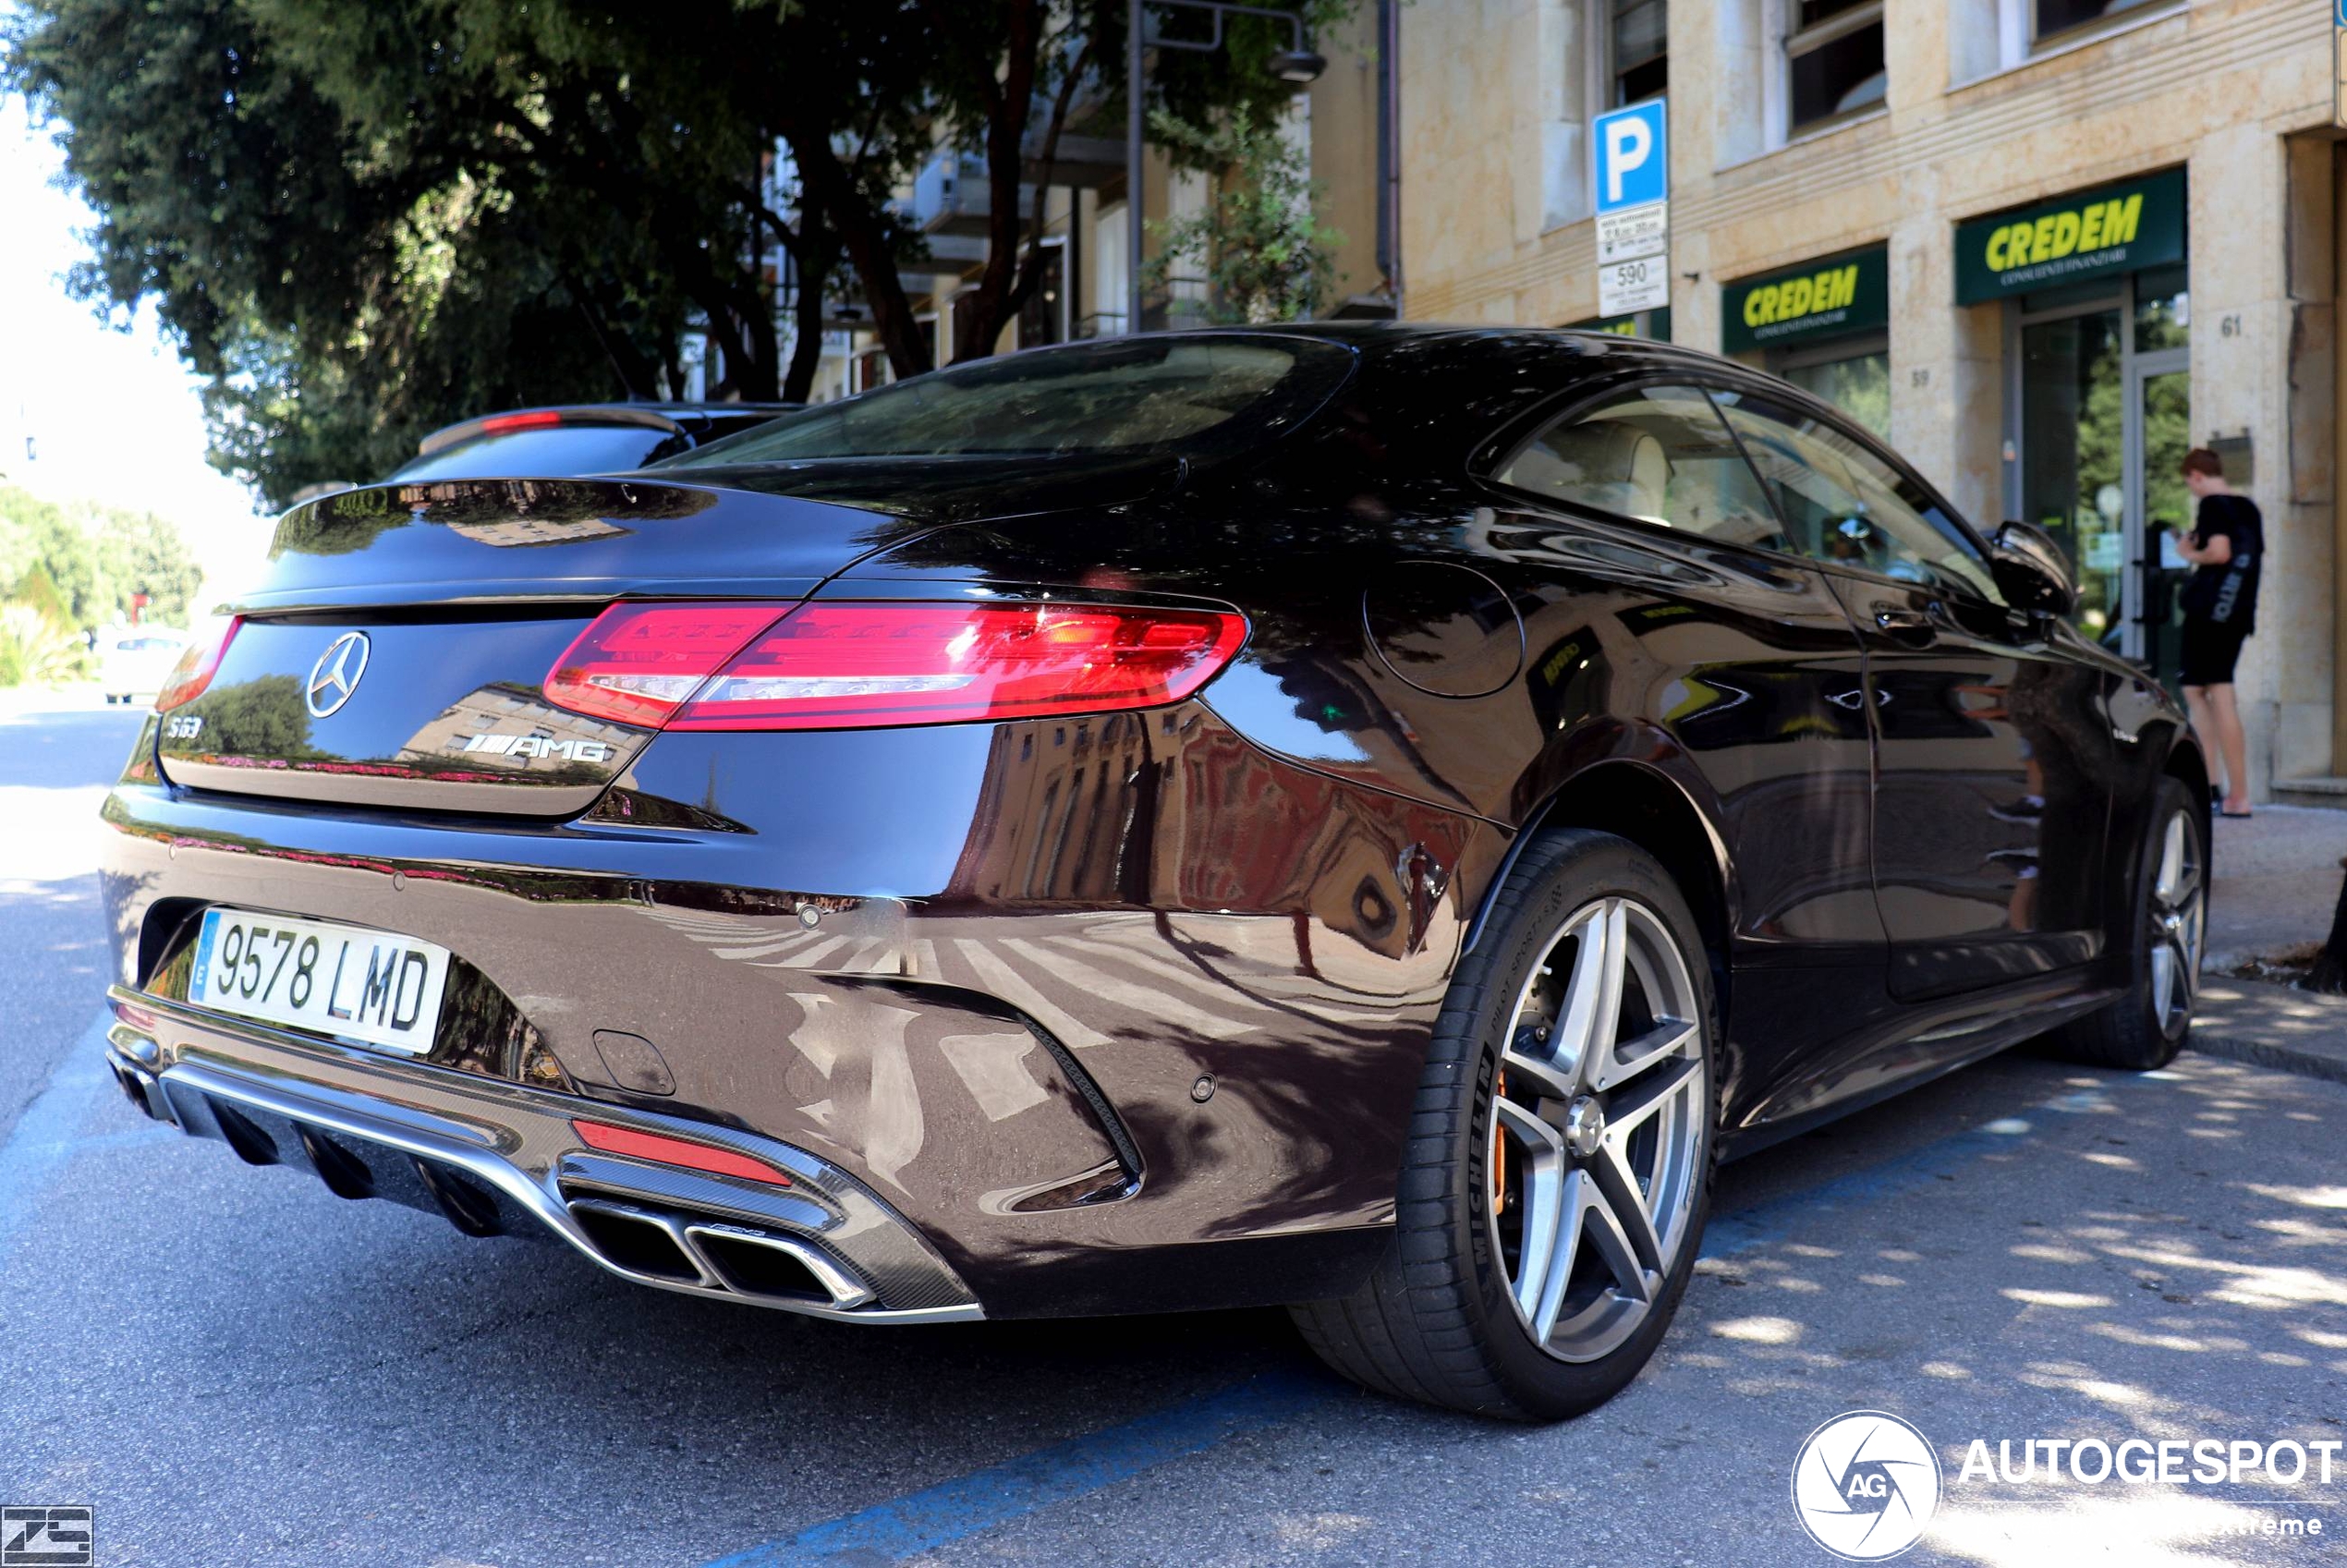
[
  {"left": 2147, "top": 807, "right": 2205, "bottom": 1038},
  {"left": 1486, "top": 895, "right": 1708, "bottom": 1364}
]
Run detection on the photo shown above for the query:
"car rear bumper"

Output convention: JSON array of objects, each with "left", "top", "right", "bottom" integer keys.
[
  {"left": 104, "top": 990, "right": 982, "bottom": 1322},
  {"left": 100, "top": 704, "right": 1502, "bottom": 1317}
]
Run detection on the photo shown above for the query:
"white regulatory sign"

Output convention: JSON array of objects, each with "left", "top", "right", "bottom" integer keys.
[
  {"left": 1599, "top": 254, "right": 1670, "bottom": 316},
  {"left": 1597, "top": 201, "right": 1668, "bottom": 266}
]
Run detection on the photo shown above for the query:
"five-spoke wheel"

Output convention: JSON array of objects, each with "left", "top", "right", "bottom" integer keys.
[
  {"left": 2146, "top": 806, "right": 2204, "bottom": 1039},
  {"left": 1291, "top": 830, "right": 1717, "bottom": 1420},
  {"left": 2052, "top": 775, "right": 2207, "bottom": 1071},
  {"left": 1488, "top": 896, "right": 1707, "bottom": 1364}
]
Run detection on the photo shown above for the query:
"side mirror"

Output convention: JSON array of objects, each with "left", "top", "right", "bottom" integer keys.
[{"left": 1990, "top": 520, "right": 2077, "bottom": 616}]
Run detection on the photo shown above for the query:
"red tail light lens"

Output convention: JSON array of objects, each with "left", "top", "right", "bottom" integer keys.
[
  {"left": 480, "top": 409, "right": 566, "bottom": 435},
  {"left": 542, "top": 603, "right": 787, "bottom": 727},
  {"left": 571, "top": 1118, "right": 793, "bottom": 1185},
  {"left": 154, "top": 615, "right": 242, "bottom": 712},
  {"left": 673, "top": 602, "right": 1247, "bottom": 731},
  {"left": 544, "top": 601, "right": 1246, "bottom": 732}
]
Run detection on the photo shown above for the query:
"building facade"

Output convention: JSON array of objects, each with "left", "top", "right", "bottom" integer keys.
[{"left": 1401, "top": 0, "right": 2343, "bottom": 804}]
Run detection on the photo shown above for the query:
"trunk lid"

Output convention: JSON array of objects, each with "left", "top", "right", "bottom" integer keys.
[{"left": 157, "top": 462, "right": 1174, "bottom": 814}]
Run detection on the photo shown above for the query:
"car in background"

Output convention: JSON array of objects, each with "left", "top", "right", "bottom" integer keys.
[
  {"left": 97, "top": 626, "right": 188, "bottom": 705},
  {"left": 385, "top": 403, "right": 799, "bottom": 482}
]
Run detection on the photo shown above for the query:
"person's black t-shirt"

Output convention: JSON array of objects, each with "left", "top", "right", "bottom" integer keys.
[{"left": 2181, "top": 492, "right": 2261, "bottom": 635}]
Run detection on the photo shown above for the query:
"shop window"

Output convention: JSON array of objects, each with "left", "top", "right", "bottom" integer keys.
[
  {"left": 1786, "top": 0, "right": 1885, "bottom": 134},
  {"left": 1609, "top": 0, "right": 1667, "bottom": 105},
  {"left": 1780, "top": 348, "right": 1891, "bottom": 441},
  {"left": 2035, "top": 0, "right": 2165, "bottom": 44}
]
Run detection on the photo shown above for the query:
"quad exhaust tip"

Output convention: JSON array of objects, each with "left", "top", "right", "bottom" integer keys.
[
  {"left": 562, "top": 1197, "right": 875, "bottom": 1309},
  {"left": 111, "top": 1048, "right": 889, "bottom": 1317}
]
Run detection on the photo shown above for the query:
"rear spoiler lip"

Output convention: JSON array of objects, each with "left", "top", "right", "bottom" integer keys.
[
  {"left": 415, "top": 406, "right": 687, "bottom": 457},
  {"left": 412, "top": 403, "right": 798, "bottom": 457}
]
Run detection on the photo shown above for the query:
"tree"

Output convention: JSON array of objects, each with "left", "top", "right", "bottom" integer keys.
[
  {"left": 7, "top": 0, "right": 712, "bottom": 503},
  {"left": 845, "top": 0, "right": 1362, "bottom": 371},
  {"left": 0, "top": 485, "right": 206, "bottom": 627},
  {"left": 1139, "top": 105, "right": 1343, "bottom": 325},
  {"left": 6, "top": 0, "right": 1361, "bottom": 504}
]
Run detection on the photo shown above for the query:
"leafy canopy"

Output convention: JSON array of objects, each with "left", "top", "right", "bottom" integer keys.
[{"left": 6, "top": 0, "right": 1361, "bottom": 506}]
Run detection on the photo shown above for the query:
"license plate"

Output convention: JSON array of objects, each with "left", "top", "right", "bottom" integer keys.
[{"left": 188, "top": 908, "right": 450, "bottom": 1056}]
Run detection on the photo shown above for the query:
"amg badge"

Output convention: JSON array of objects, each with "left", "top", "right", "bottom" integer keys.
[{"left": 456, "top": 733, "right": 613, "bottom": 761}]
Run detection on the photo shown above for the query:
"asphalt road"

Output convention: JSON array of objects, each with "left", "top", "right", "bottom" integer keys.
[{"left": 4, "top": 689, "right": 2345, "bottom": 1567}]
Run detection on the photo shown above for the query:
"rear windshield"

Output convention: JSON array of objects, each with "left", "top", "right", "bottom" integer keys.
[
  {"left": 659, "top": 336, "right": 1353, "bottom": 466},
  {"left": 388, "top": 424, "right": 682, "bottom": 481}
]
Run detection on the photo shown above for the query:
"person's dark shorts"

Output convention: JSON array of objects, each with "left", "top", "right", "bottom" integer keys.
[{"left": 2180, "top": 616, "right": 2249, "bottom": 687}]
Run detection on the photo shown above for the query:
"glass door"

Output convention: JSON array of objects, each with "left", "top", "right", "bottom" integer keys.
[
  {"left": 2005, "top": 266, "right": 2189, "bottom": 671},
  {"left": 2132, "top": 356, "right": 2191, "bottom": 693},
  {"left": 2017, "top": 303, "right": 2126, "bottom": 650}
]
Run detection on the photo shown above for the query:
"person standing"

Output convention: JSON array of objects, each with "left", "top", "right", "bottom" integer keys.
[{"left": 2169, "top": 447, "right": 2262, "bottom": 818}]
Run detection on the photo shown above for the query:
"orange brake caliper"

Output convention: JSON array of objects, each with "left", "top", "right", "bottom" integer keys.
[{"left": 1491, "top": 1068, "right": 1509, "bottom": 1214}]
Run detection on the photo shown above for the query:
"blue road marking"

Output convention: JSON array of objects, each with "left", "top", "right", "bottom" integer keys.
[
  {"left": 0, "top": 1013, "right": 114, "bottom": 1260},
  {"left": 699, "top": 1369, "right": 1345, "bottom": 1567}
]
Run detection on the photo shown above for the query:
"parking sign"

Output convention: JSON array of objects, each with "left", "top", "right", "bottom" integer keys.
[{"left": 1591, "top": 101, "right": 1668, "bottom": 215}]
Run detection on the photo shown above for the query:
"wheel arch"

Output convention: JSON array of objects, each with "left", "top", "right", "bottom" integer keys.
[{"left": 1465, "top": 755, "right": 1736, "bottom": 1024}]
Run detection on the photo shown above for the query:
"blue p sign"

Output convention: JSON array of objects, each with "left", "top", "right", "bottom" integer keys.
[{"left": 1592, "top": 101, "right": 1668, "bottom": 215}]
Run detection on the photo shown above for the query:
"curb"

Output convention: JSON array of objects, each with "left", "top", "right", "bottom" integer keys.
[{"left": 2187, "top": 1027, "right": 2347, "bottom": 1088}]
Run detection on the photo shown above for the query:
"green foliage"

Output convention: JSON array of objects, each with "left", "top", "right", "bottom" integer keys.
[
  {"left": 1139, "top": 107, "right": 1343, "bottom": 325},
  {"left": 6, "top": 0, "right": 704, "bottom": 505},
  {"left": 6, "top": 0, "right": 1364, "bottom": 503},
  {"left": 0, "top": 603, "right": 85, "bottom": 687},
  {"left": 0, "top": 484, "right": 206, "bottom": 627}
]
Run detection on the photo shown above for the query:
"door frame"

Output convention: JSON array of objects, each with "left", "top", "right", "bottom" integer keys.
[{"left": 2000, "top": 273, "right": 2189, "bottom": 669}]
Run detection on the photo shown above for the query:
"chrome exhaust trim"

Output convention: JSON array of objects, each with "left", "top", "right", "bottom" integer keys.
[{"left": 105, "top": 987, "right": 982, "bottom": 1325}]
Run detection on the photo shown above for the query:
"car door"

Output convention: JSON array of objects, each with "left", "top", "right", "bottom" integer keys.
[
  {"left": 1474, "top": 381, "right": 1891, "bottom": 1110},
  {"left": 1711, "top": 385, "right": 2115, "bottom": 1001}
]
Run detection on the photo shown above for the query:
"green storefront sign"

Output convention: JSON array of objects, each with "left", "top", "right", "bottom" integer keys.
[
  {"left": 1574, "top": 307, "right": 1673, "bottom": 342},
  {"left": 1954, "top": 168, "right": 2185, "bottom": 303},
  {"left": 1721, "top": 247, "right": 1887, "bottom": 355}
]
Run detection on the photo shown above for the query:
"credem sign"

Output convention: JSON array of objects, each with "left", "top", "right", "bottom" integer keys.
[
  {"left": 1954, "top": 169, "right": 2184, "bottom": 303},
  {"left": 1721, "top": 246, "right": 1887, "bottom": 355}
]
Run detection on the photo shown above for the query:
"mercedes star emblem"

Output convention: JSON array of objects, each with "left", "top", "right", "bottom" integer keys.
[{"left": 304, "top": 630, "right": 371, "bottom": 718}]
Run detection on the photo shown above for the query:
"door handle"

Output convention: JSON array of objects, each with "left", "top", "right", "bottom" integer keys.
[{"left": 1873, "top": 604, "right": 1940, "bottom": 647}]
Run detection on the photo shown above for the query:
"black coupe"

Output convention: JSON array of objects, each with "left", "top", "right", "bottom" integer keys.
[{"left": 100, "top": 325, "right": 2207, "bottom": 1419}]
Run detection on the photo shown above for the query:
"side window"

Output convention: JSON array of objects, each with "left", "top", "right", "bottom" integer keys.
[
  {"left": 1492, "top": 383, "right": 1792, "bottom": 553},
  {"left": 1713, "top": 392, "right": 2003, "bottom": 603}
]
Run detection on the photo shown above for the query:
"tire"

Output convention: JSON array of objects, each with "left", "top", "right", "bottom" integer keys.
[
  {"left": 2051, "top": 775, "right": 2206, "bottom": 1071},
  {"left": 1290, "top": 830, "right": 1719, "bottom": 1420}
]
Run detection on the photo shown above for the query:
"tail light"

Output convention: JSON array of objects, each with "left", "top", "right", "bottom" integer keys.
[
  {"left": 542, "top": 601, "right": 1245, "bottom": 732},
  {"left": 479, "top": 409, "right": 566, "bottom": 435},
  {"left": 154, "top": 615, "right": 242, "bottom": 712}
]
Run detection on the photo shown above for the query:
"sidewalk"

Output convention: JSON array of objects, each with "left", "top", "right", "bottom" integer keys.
[
  {"left": 2195, "top": 977, "right": 2347, "bottom": 1084},
  {"left": 2206, "top": 803, "right": 2347, "bottom": 971},
  {"left": 2186, "top": 805, "right": 2347, "bottom": 1081}
]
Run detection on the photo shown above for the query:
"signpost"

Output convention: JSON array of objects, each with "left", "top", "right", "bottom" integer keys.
[{"left": 1591, "top": 101, "right": 1669, "bottom": 319}]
